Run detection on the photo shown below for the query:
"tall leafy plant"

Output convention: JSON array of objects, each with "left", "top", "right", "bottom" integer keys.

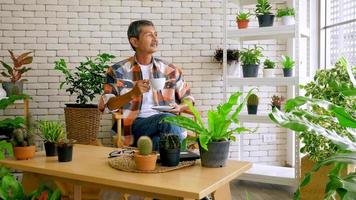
[
  {"left": 269, "top": 96, "right": 356, "bottom": 200},
  {"left": 162, "top": 89, "right": 254, "bottom": 150},
  {"left": 239, "top": 46, "right": 264, "bottom": 66},
  {"left": 54, "top": 53, "right": 115, "bottom": 105},
  {"left": 255, "top": 0, "right": 272, "bottom": 16},
  {"left": 0, "top": 50, "right": 32, "bottom": 83}
]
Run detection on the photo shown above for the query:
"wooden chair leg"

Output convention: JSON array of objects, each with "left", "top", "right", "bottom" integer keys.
[{"left": 211, "top": 183, "right": 231, "bottom": 200}]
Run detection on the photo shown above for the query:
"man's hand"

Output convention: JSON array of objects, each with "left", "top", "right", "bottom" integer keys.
[
  {"left": 131, "top": 79, "right": 150, "bottom": 97},
  {"left": 168, "top": 103, "right": 188, "bottom": 114}
]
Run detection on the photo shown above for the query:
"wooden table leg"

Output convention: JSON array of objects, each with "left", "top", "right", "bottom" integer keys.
[
  {"left": 73, "top": 184, "right": 82, "bottom": 200},
  {"left": 211, "top": 183, "right": 231, "bottom": 200}
]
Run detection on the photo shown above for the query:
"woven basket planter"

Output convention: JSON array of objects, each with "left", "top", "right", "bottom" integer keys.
[{"left": 64, "top": 105, "right": 101, "bottom": 145}]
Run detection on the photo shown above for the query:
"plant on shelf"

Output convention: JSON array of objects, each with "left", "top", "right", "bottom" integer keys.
[
  {"left": 281, "top": 55, "right": 295, "bottom": 77},
  {"left": 239, "top": 45, "right": 264, "bottom": 77},
  {"left": 37, "top": 120, "right": 66, "bottom": 157},
  {"left": 263, "top": 59, "right": 276, "bottom": 77},
  {"left": 214, "top": 48, "right": 239, "bottom": 64},
  {"left": 276, "top": 7, "right": 295, "bottom": 25},
  {"left": 54, "top": 53, "right": 115, "bottom": 145},
  {"left": 269, "top": 96, "right": 356, "bottom": 200},
  {"left": 255, "top": 0, "right": 275, "bottom": 27},
  {"left": 236, "top": 11, "right": 252, "bottom": 29},
  {"left": 159, "top": 134, "right": 181, "bottom": 167},
  {"left": 270, "top": 95, "right": 284, "bottom": 110},
  {"left": 134, "top": 136, "right": 157, "bottom": 171},
  {"left": 247, "top": 93, "right": 259, "bottom": 114},
  {"left": 0, "top": 50, "right": 33, "bottom": 96},
  {"left": 162, "top": 89, "right": 254, "bottom": 168}
]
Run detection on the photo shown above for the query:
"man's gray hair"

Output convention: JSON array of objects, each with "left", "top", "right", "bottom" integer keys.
[{"left": 127, "top": 20, "right": 154, "bottom": 51}]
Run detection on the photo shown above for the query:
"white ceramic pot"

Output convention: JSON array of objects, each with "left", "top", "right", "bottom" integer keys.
[
  {"left": 0, "top": 84, "right": 7, "bottom": 100},
  {"left": 282, "top": 16, "right": 295, "bottom": 25},
  {"left": 227, "top": 60, "right": 240, "bottom": 76},
  {"left": 263, "top": 69, "right": 275, "bottom": 77}
]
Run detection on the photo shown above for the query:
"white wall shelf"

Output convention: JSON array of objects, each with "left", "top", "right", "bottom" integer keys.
[
  {"left": 227, "top": 76, "right": 298, "bottom": 86},
  {"left": 238, "top": 114, "right": 271, "bottom": 123},
  {"left": 231, "top": 0, "right": 288, "bottom": 6}
]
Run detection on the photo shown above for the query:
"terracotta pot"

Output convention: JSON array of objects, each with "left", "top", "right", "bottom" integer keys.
[
  {"left": 237, "top": 20, "right": 249, "bottom": 29},
  {"left": 134, "top": 153, "right": 157, "bottom": 171},
  {"left": 13, "top": 146, "right": 36, "bottom": 160}
]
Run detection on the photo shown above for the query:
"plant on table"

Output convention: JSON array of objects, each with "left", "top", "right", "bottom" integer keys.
[
  {"left": 134, "top": 136, "right": 157, "bottom": 171},
  {"left": 37, "top": 120, "right": 66, "bottom": 157},
  {"left": 159, "top": 134, "right": 181, "bottom": 167}
]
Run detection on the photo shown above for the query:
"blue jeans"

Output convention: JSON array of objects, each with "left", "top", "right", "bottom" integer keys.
[{"left": 132, "top": 113, "right": 184, "bottom": 151}]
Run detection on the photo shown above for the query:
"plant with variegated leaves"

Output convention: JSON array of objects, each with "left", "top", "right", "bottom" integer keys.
[{"left": 0, "top": 50, "right": 33, "bottom": 83}]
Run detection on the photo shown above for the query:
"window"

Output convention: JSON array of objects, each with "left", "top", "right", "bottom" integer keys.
[{"left": 320, "top": 0, "right": 356, "bottom": 68}]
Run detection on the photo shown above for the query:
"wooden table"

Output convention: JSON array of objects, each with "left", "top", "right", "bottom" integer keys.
[{"left": 0, "top": 144, "right": 251, "bottom": 200}]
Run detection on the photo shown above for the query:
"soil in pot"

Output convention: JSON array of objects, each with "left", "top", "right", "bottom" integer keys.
[
  {"left": 199, "top": 141, "right": 230, "bottom": 168},
  {"left": 242, "top": 64, "right": 259, "bottom": 77},
  {"left": 57, "top": 143, "right": 73, "bottom": 162},
  {"left": 237, "top": 20, "right": 249, "bottom": 29},
  {"left": 44, "top": 142, "right": 57, "bottom": 156},
  {"left": 159, "top": 148, "right": 180, "bottom": 167},
  {"left": 13, "top": 146, "right": 36, "bottom": 160},
  {"left": 257, "top": 15, "right": 275, "bottom": 27},
  {"left": 247, "top": 105, "right": 258, "bottom": 114},
  {"left": 283, "top": 68, "right": 293, "bottom": 77}
]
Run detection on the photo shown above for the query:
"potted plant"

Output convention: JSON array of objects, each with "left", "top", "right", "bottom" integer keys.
[
  {"left": 0, "top": 50, "right": 32, "bottom": 96},
  {"left": 159, "top": 134, "right": 180, "bottom": 167},
  {"left": 263, "top": 59, "right": 276, "bottom": 77},
  {"left": 236, "top": 11, "right": 251, "bottom": 29},
  {"left": 54, "top": 53, "right": 115, "bottom": 144},
  {"left": 255, "top": 0, "right": 274, "bottom": 27},
  {"left": 56, "top": 138, "right": 75, "bottom": 162},
  {"left": 270, "top": 95, "right": 284, "bottom": 110},
  {"left": 239, "top": 46, "right": 263, "bottom": 77},
  {"left": 281, "top": 55, "right": 294, "bottom": 77},
  {"left": 134, "top": 136, "right": 157, "bottom": 171},
  {"left": 162, "top": 89, "right": 254, "bottom": 168},
  {"left": 37, "top": 120, "right": 66, "bottom": 157},
  {"left": 247, "top": 94, "right": 259, "bottom": 114},
  {"left": 276, "top": 7, "right": 295, "bottom": 25},
  {"left": 11, "top": 127, "right": 36, "bottom": 160},
  {"left": 214, "top": 48, "right": 239, "bottom": 75}
]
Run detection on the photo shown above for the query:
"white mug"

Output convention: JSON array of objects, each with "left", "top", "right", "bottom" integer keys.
[{"left": 150, "top": 78, "right": 166, "bottom": 91}]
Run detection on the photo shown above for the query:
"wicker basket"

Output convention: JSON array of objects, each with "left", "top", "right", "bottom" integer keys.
[{"left": 64, "top": 107, "right": 102, "bottom": 145}]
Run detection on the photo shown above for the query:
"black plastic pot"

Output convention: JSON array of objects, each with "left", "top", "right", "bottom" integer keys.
[
  {"left": 272, "top": 105, "right": 281, "bottom": 110},
  {"left": 44, "top": 142, "right": 57, "bottom": 156},
  {"left": 242, "top": 64, "right": 259, "bottom": 77},
  {"left": 283, "top": 68, "right": 293, "bottom": 77},
  {"left": 247, "top": 105, "right": 258, "bottom": 114},
  {"left": 159, "top": 148, "right": 180, "bottom": 167},
  {"left": 2, "top": 81, "right": 23, "bottom": 96},
  {"left": 57, "top": 143, "right": 73, "bottom": 162},
  {"left": 257, "top": 14, "right": 275, "bottom": 27},
  {"left": 199, "top": 141, "right": 230, "bottom": 168}
]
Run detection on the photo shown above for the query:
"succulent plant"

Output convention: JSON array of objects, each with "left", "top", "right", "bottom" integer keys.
[
  {"left": 12, "top": 128, "right": 35, "bottom": 147},
  {"left": 159, "top": 134, "right": 180, "bottom": 150},
  {"left": 271, "top": 95, "right": 285, "bottom": 107},
  {"left": 247, "top": 94, "right": 259, "bottom": 105},
  {"left": 137, "top": 136, "right": 152, "bottom": 155},
  {"left": 0, "top": 50, "right": 33, "bottom": 83},
  {"left": 37, "top": 120, "right": 66, "bottom": 143}
]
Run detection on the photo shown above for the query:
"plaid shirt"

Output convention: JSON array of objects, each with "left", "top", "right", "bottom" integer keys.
[{"left": 102, "top": 56, "right": 194, "bottom": 144}]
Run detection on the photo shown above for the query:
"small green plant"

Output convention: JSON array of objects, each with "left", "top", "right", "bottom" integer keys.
[
  {"left": 54, "top": 53, "right": 115, "bottom": 105},
  {"left": 281, "top": 55, "right": 295, "bottom": 69},
  {"left": 239, "top": 46, "right": 264, "bottom": 66},
  {"left": 12, "top": 127, "right": 35, "bottom": 147},
  {"left": 37, "top": 120, "right": 66, "bottom": 143},
  {"left": 247, "top": 94, "right": 259, "bottom": 105},
  {"left": 162, "top": 89, "right": 255, "bottom": 150},
  {"left": 276, "top": 7, "right": 295, "bottom": 17},
  {"left": 159, "top": 134, "right": 180, "bottom": 150},
  {"left": 255, "top": 0, "right": 272, "bottom": 16},
  {"left": 263, "top": 59, "right": 275, "bottom": 69},
  {"left": 0, "top": 50, "right": 32, "bottom": 83},
  {"left": 236, "top": 11, "right": 251, "bottom": 21},
  {"left": 271, "top": 95, "right": 284, "bottom": 107},
  {"left": 137, "top": 136, "right": 153, "bottom": 155}
]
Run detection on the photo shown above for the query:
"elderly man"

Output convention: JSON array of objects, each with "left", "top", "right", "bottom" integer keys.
[{"left": 100, "top": 20, "right": 194, "bottom": 150}]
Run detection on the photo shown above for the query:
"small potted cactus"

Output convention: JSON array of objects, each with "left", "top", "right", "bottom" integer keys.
[
  {"left": 37, "top": 120, "right": 66, "bottom": 157},
  {"left": 271, "top": 95, "right": 285, "bottom": 110},
  {"left": 159, "top": 134, "right": 181, "bottom": 167},
  {"left": 247, "top": 94, "right": 259, "bottom": 114},
  {"left": 11, "top": 127, "right": 36, "bottom": 160},
  {"left": 56, "top": 138, "right": 75, "bottom": 162},
  {"left": 134, "top": 136, "right": 157, "bottom": 171}
]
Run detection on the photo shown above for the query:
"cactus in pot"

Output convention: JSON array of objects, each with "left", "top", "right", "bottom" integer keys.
[
  {"left": 134, "top": 136, "right": 157, "bottom": 171},
  {"left": 159, "top": 134, "right": 181, "bottom": 167},
  {"left": 11, "top": 127, "right": 36, "bottom": 160},
  {"left": 247, "top": 94, "right": 259, "bottom": 114}
]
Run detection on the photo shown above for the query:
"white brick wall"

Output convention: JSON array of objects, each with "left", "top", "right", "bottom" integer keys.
[{"left": 0, "top": 0, "right": 293, "bottom": 166}]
